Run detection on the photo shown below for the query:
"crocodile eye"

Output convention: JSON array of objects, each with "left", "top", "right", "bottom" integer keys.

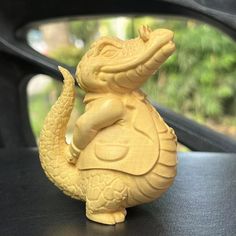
[
  {"left": 87, "top": 49, "right": 94, "bottom": 57},
  {"left": 100, "top": 45, "right": 117, "bottom": 57},
  {"left": 101, "top": 48, "right": 117, "bottom": 57}
]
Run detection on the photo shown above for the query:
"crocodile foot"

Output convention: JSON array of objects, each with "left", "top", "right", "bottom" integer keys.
[{"left": 86, "top": 209, "right": 127, "bottom": 225}]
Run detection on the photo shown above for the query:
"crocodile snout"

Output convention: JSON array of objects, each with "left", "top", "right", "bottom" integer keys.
[{"left": 139, "top": 26, "right": 174, "bottom": 45}]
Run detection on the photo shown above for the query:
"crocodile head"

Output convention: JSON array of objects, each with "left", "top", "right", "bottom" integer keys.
[{"left": 76, "top": 25, "right": 175, "bottom": 93}]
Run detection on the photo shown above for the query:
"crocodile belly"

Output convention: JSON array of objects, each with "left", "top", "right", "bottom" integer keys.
[{"left": 77, "top": 119, "right": 159, "bottom": 176}]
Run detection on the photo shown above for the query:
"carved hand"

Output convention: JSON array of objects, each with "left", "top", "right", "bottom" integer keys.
[{"left": 66, "top": 143, "right": 81, "bottom": 164}]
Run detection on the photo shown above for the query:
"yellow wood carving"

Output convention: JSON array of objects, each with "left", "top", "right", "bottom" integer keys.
[{"left": 39, "top": 25, "right": 177, "bottom": 225}]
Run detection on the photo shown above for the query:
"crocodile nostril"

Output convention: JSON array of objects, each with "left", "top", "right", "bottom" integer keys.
[{"left": 138, "top": 25, "right": 151, "bottom": 42}]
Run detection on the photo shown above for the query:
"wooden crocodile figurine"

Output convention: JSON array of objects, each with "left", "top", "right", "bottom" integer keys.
[{"left": 39, "top": 25, "right": 177, "bottom": 225}]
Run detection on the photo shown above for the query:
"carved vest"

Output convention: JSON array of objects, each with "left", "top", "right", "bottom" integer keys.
[{"left": 77, "top": 91, "right": 160, "bottom": 176}]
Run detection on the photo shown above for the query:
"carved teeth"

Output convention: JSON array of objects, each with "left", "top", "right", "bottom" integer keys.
[
  {"left": 144, "top": 59, "right": 159, "bottom": 71},
  {"left": 126, "top": 69, "right": 141, "bottom": 83},
  {"left": 136, "top": 64, "right": 150, "bottom": 77},
  {"left": 153, "top": 49, "right": 167, "bottom": 65},
  {"left": 114, "top": 72, "right": 134, "bottom": 88},
  {"left": 136, "top": 65, "right": 142, "bottom": 76}
]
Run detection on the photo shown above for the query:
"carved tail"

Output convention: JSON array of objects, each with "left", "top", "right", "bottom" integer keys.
[{"left": 39, "top": 66, "right": 83, "bottom": 200}]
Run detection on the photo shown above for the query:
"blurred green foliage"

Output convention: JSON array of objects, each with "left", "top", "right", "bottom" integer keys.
[
  {"left": 28, "top": 16, "right": 236, "bottom": 141},
  {"left": 48, "top": 45, "right": 81, "bottom": 67},
  {"left": 29, "top": 80, "right": 62, "bottom": 137}
]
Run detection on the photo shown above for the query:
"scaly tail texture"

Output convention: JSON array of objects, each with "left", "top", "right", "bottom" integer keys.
[{"left": 39, "top": 66, "right": 83, "bottom": 200}]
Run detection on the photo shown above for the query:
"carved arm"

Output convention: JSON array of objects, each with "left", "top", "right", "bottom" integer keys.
[{"left": 68, "top": 98, "right": 124, "bottom": 163}]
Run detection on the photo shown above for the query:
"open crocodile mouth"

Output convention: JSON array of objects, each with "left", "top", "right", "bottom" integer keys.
[
  {"left": 100, "top": 31, "right": 175, "bottom": 77},
  {"left": 77, "top": 27, "right": 176, "bottom": 92}
]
